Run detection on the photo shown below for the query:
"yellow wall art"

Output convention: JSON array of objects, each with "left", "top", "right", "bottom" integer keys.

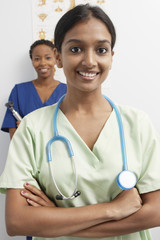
[{"left": 32, "top": 0, "right": 107, "bottom": 42}]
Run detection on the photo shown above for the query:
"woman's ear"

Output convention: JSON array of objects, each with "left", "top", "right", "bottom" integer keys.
[
  {"left": 53, "top": 48, "right": 63, "bottom": 68},
  {"left": 109, "top": 50, "right": 115, "bottom": 69}
]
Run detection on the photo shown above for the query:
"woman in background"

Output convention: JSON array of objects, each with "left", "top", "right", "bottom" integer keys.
[
  {"left": 1, "top": 39, "right": 67, "bottom": 139},
  {"left": 1, "top": 39, "right": 67, "bottom": 240}
]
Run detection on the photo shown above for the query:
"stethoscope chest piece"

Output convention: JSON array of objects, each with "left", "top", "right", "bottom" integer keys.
[{"left": 117, "top": 170, "right": 137, "bottom": 190}]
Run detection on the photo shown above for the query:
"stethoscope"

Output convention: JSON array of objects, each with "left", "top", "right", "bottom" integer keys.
[{"left": 46, "top": 94, "right": 137, "bottom": 200}]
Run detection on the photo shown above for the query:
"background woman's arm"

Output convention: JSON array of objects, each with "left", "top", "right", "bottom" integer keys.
[
  {"left": 9, "top": 121, "right": 21, "bottom": 139},
  {"left": 9, "top": 128, "right": 16, "bottom": 139}
]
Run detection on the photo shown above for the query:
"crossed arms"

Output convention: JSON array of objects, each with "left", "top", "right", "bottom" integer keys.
[{"left": 5, "top": 184, "right": 160, "bottom": 238}]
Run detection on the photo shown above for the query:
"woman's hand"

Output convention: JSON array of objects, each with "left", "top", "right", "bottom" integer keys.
[
  {"left": 16, "top": 120, "right": 21, "bottom": 128},
  {"left": 21, "top": 183, "right": 56, "bottom": 207},
  {"left": 109, "top": 188, "right": 142, "bottom": 221}
]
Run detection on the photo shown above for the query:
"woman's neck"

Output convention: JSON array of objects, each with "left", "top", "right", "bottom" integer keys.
[
  {"left": 60, "top": 90, "right": 113, "bottom": 151},
  {"left": 33, "top": 77, "right": 60, "bottom": 88},
  {"left": 61, "top": 90, "right": 112, "bottom": 115}
]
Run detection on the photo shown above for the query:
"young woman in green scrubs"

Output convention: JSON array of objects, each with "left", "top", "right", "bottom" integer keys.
[{"left": 0, "top": 4, "right": 160, "bottom": 240}]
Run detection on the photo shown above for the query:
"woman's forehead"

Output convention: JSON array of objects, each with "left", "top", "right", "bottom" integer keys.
[{"left": 62, "top": 17, "right": 112, "bottom": 45}]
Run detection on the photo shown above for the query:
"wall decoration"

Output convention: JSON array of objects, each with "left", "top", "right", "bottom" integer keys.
[
  {"left": 38, "top": 0, "right": 46, "bottom": 6},
  {"left": 32, "top": 0, "right": 106, "bottom": 81},
  {"left": 38, "top": 13, "right": 48, "bottom": 21},
  {"left": 32, "top": 0, "right": 106, "bottom": 42}
]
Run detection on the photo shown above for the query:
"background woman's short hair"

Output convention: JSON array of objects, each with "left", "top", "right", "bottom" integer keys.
[{"left": 29, "top": 39, "right": 55, "bottom": 59}]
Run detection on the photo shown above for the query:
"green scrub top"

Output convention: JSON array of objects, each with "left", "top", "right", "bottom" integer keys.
[{"left": 0, "top": 103, "right": 160, "bottom": 240}]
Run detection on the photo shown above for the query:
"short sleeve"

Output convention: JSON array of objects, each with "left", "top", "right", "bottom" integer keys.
[
  {"left": 137, "top": 113, "right": 160, "bottom": 194},
  {"left": 0, "top": 117, "right": 40, "bottom": 193},
  {"left": 1, "top": 85, "right": 20, "bottom": 132}
]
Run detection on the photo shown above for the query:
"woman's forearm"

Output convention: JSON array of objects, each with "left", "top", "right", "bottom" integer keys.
[
  {"left": 5, "top": 189, "right": 115, "bottom": 237},
  {"left": 6, "top": 188, "right": 141, "bottom": 237},
  {"left": 70, "top": 190, "right": 160, "bottom": 238},
  {"left": 70, "top": 203, "right": 150, "bottom": 238}
]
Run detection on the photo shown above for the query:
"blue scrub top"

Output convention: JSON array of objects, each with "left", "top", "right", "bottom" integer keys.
[{"left": 1, "top": 81, "right": 67, "bottom": 132}]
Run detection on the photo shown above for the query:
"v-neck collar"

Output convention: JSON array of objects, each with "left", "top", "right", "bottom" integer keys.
[
  {"left": 57, "top": 108, "right": 117, "bottom": 156},
  {"left": 31, "top": 81, "right": 62, "bottom": 105}
]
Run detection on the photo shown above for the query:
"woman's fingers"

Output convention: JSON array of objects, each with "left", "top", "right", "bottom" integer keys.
[
  {"left": 21, "top": 190, "right": 50, "bottom": 207},
  {"left": 20, "top": 183, "right": 56, "bottom": 207},
  {"left": 24, "top": 183, "right": 48, "bottom": 202},
  {"left": 110, "top": 188, "right": 142, "bottom": 220},
  {"left": 27, "top": 198, "right": 41, "bottom": 207}
]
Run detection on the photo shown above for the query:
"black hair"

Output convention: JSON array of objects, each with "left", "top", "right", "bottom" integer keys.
[
  {"left": 29, "top": 39, "right": 55, "bottom": 59},
  {"left": 54, "top": 4, "right": 116, "bottom": 52}
]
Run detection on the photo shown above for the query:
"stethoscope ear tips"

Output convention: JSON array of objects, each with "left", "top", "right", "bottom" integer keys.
[
  {"left": 56, "top": 195, "right": 63, "bottom": 200},
  {"left": 74, "top": 190, "right": 81, "bottom": 198},
  {"left": 56, "top": 190, "right": 81, "bottom": 200},
  {"left": 117, "top": 170, "right": 137, "bottom": 190}
]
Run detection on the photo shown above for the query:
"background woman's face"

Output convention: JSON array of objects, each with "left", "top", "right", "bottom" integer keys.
[{"left": 32, "top": 45, "right": 55, "bottom": 79}]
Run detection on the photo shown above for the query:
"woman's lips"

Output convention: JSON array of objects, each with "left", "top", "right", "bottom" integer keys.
[{"left": 77, "top": 71, "right": 98, "bottom": 80}]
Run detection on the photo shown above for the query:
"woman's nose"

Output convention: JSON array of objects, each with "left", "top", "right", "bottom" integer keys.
[
  {"left": 39, "top": 58, "right": 46, "bottom": 65},
  {"left": 82, "top": 50, "right": 97, "bottom": 68}
]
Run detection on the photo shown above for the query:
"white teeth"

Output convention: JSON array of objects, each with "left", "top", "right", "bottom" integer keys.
[
  {"left": 40, "top": 69, "right": 48, "bottom": 72},
  {"left": 79, "top": 71, "right": 96, "bottom": 77}
]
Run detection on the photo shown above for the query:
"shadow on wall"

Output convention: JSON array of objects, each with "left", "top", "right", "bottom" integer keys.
[
  {"left": 15, "top": 54, "right": 36, "bottom": 85},
  {"left": 0, "top": 131, "right": 9, "bottom": 174}
]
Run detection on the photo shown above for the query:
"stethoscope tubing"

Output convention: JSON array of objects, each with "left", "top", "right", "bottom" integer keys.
[
  {"left": 103, "top": 96, "right": 128, "bottom": 171},
  {"left": 46, "top": 95, "right": 78, "bottom": 199},
  {"left": 47, "top": 94, "right": 137, "bottom": 200},
  {"left": 53, "top": 95, "right": 65, "bottom": 137},
  {"left": 48, "top": 156, "right": 78, "bottom": 200}
]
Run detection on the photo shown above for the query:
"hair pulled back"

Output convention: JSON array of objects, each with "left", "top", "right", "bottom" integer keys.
[
  {"left": 29, "top": 39, "right": 55, "bottom": 59},
  {"left": 54, "top": 4, "right": 116, "bottom": 52}
]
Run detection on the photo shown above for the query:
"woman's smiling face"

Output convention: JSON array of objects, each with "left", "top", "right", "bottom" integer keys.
[
  {"left": 55, "top": 17, "right": 113, "bottom": 94},
  {"left": 32, "top": 44, "right": 55, "bottom": 79}
]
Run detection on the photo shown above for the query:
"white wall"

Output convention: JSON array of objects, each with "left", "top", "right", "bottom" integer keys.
[
  {"left": 0, "top": 0, "right": 33, "bottom": 239},
  {"left": 0, "top": 0, "right": 160, "bottom": 239}
]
